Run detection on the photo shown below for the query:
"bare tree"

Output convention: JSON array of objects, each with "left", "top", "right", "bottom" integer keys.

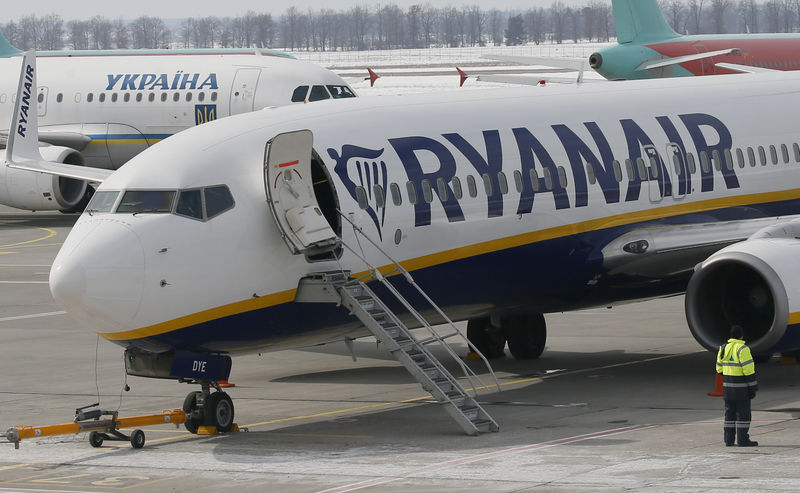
[
  {"left": 710, "top": 0, "right": 731, "bottom": 33},
  {"left": 524, "top": 7, "right": 547, "bottom": 44},
  {"left": 687, "top": 0, "right": 706, "bottom": 33},
  {"left": 130, "top": 16, "right": 169, "bottom": 49},
  {"left": 551, "top": 1, "right": 566, "bottom": 44},
  {"left": 67, "top": 20, "right": 89, "bottom": 50},
  {"left": 112, "top": 18, "right": 129, "bottom": 49},
  {"left": 662, "top": 0, "right": 686, "bottom": 32},
  {"left": 90, "top": 16, "right": 113, "bottom": 49}
]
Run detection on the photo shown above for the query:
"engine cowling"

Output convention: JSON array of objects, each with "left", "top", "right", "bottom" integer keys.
[
  {"left": 0, "top": 146, "right": 88, "bottom": 211},
  {"left": 686, "top": 222, "right": 800, "bottom": 355}
]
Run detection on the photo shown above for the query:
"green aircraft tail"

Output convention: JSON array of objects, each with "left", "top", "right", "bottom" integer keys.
[
  {"left": 613, "top": 0, "right": 680, "bottom": 44},
  {"left": 0, "top": 30, "right": 23, "bottom": 57}
]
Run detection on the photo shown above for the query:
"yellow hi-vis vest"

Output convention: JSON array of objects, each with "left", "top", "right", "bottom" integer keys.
[{"left": 716, "top": 338, "right": 758, "bottom": 400}]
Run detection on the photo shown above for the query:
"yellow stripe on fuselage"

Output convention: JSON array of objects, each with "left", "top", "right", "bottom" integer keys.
[
  {"left": 788, "top": 312, "right": 800, "bottom": 326},
  {"left": 99, "top": 187, "right": 800, "bottom": 342}
]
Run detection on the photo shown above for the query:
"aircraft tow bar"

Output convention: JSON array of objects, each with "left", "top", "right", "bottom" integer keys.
[{"left": 4, "top": 403, "right": 187, "bottom": 450}]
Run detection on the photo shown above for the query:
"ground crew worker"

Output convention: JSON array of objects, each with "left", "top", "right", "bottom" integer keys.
[{"left": 716, "top": 325, "right": 758, "bottom": 447}]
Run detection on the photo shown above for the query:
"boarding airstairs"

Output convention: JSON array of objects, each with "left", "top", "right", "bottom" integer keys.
[{"left": 296, "top": 214, "right": 500, "bottom": 436}]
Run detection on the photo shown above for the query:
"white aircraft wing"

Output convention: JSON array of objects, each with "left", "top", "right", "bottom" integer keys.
[
  {"left": 4, "top": 51, "right": 112, "bottom": 183},
  {"left": 635, "top": 48, "right": 740, "bottom": 71},
  {"left": 481, "top": 54, "right": 587, "bottom": 71},
  {"left": 714, "top": 62, "right": 780, "bottom": 74},
  {"left": 470, "top": 74, "right": 606, "bottom": 85}
]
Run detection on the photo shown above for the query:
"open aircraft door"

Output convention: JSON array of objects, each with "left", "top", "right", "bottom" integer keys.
[{"left": 264, "top": 130, "right": 339, "bottom": 256}]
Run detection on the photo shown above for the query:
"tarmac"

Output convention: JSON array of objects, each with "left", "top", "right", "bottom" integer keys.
[{"left": 2, "top": 205, "right": 800, "bottom": 492}]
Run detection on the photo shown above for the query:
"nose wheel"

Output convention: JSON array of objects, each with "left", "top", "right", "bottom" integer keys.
[{"left": 182, "top": 383, "right": 235, "bottom": 434}]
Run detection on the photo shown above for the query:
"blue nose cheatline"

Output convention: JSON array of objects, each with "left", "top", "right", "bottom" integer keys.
[{"left": 50, "top": 220, "right": 146, "bottom": 334}]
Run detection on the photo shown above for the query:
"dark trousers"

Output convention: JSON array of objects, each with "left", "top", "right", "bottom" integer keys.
[{"left": 724, "top": 398, "right": 752, "bottom": 445}]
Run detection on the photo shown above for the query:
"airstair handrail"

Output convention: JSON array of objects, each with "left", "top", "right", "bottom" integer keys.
[{"left": 336, "top": 211, "right": 501, "bottom": 394}]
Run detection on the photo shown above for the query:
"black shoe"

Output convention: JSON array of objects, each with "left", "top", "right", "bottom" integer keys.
[
  {"left": 725, "top": 443, "right": 734, "bottom": 447},
  {"left": 739, "top": 441, "right": 759, "bottom": 447}
]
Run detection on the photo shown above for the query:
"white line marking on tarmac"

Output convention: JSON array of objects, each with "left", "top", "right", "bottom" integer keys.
[
  {"left": 0, "top": 281, "right": 48, "bottom": 284},
  {"left": 316, "top": 424, "right": 657, "bottom": 493},
  {"left": 0, "top": 311, "right": 65, "bottom": 322},
  {"left": 0, "top": 265, "right": 52, "bottom": 267}
]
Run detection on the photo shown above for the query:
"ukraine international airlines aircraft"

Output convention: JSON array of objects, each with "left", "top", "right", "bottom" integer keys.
[
  {"left": 25, "top": 50, "right": 800, "bottom": 434},
  {"left": 0, "top": 34, "right": 355, "bottom": 212},
  {"left": 481, "top": 0, "right": 800, "bottom": 84}
]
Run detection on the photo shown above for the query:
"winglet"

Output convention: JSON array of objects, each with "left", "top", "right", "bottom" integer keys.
[
  {"left": 6, "top": 50, "right": 43, "bottom": 165},
  {"left": 366, "top": 68, "right": 379, "bottom": 87},
  {"left": 456, "top": 67, "right": 469, "bottom": 87},
  {"left": 0, "top": 30, "right": 22, "bottom": 58}
]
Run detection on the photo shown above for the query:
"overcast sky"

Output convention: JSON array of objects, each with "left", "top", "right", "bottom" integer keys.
[{"left": 3, "top": 0, "right": 590, "bottom": 21}]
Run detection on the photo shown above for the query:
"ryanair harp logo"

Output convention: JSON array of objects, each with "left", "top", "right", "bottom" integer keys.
[{"left": 195, "top": 105, "right": 217, "bottom": 125}]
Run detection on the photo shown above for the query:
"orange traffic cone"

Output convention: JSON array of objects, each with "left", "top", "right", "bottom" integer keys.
[
  {"left": 707, "top": 373, "right": 723, "bottom": 397},
  {"left": 218, "top": 380, "right": 236, "bottom": 388}
]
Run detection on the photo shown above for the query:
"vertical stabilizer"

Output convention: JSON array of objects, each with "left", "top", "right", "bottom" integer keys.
[
  {"left": 0, "top": 30, "right": 23, "bottom": 58},
  {"left": 613, "top": 0, "right": 679, "bottom": 44},
  {"left": 6, "top": 51, "right": 43, "bottom": 164}
]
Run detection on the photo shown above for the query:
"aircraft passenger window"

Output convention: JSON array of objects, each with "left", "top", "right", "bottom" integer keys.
[
  {"left": 466, "top": 175, "right": 478, "bottom": 197},
  {"left": 700, "top": 151, "right": 710, "bottom": 173},
  {"left": 87, "top": 93, "right": 93, "bottom": 102},
  {"left": 482, "top": 173, "right": 493, "bottom": 196},
  {"left": 85, "top": 191, "right": 119, "bottom": 213},
  {"left": 211, "top": 92, "right": 218, "bottom": 101},
  {"left": 746, "top": 147, "right": 755, "bottom": 166},
  {"left": 794, "top": 143, "right": 800, "bottom": 162},
  {"left": 436, "top": 177, "right": 448, "bottom": 201},
  {"left": 782, "top": 144, "right": 790, "bottom": 163},
  {"left": 355, "top": 186, "right": 368, "bottom": 209},
  {"left": 636, "top": 157, "right": 647, "bottom": 179},
  {"left": 711, "top": 150, "right": 721, "bottom": 171},
  {"left": 542, "top": 168, "right": 553, "bottom": 190},
  {"left": 111, "top": 93, "right": 118, "bottom": 102},
  {"left": 585, "top": 164, "right": 596, "bottom": 185},
  {"left": 613, "top": 160, "right": 622, "bottom": 182},
  {"left": 421, "top": 179, "right": 433, "bottom": 203},
  {"left": 56, "top": 93, "right": 62, "bottom": 103},
  {"left": 452, "top": 177, "right": 463, "bottom": 199},
  {"left": 117, "top": 190, "right": 176, "bottom": 213},
  {"left": 175, "top": 189, "right": 203, "bottom": 220},
  {"left": 390, "top": 183, "right": 402, "bottom": 206},
  {"left": 557, "top": 167, "right": 568, "bottom": 188},
  {"left": 326, "top": 85, "right": 356, "bottom": 99},
  {"left": 406, "top": 181, "right": 418, "bottom": 204},
  {"left": 124, "top": 93, "right": 130, "bottom": 102},
  {"left": 0, "top": 94, "right": 5, "bottom": 104},
  {"left": 308, "top": 85, "right": 330, "bottom": 102},
  {"left": 736, "top": 148, "right": 745, "bottom": 168},
  {"left": 198, "top": 92, "right": 205, "bottom": 102},
  {"left": 498, "top": 171, "right": 509, "bottom": 194},
  {"left": 769, "top": 145, "right": 778, "bottom": 165},
  {"left": 37, "top": 92, "right": 44, "bottom": 103},
  {"left": 140, "top": 93, "right": 146, "bottom": 102},
  {"left": 186, "top": 92, "right": 193, "bottom": 102},
  {"left": 99, "top": 93, "right": 106, "bottom": 102},
  {"left": 74, "top": 93, "right": 81, "bottom": 103},
  {"left": 673, "top": 154, "right": 682, "bottom": 175},
  {"left": 649, "top": 157, "right": 659, "bottom": 178},
  {"left": 173, "top": 93, "right": 180, "bottom": 102},
  {"left": 758, "top": 146, "right": 767, "bottom": 165},
  {"left": 291, "top": 86, "right": 309, "bottom": 102},
  {"left": 373, "top": 185, "right": 385, "bottom": 208},
  {"left": 722, "top": 149, "right": 732, "bottom": 170},
  {"left": 529, "top": 169, "right": 540, "bottom": 192},
  {"left": 687, "top": 153, "right": 697, "bottom": 174},
  {"left": 161, "top": 93, "right": 167, "bottom": 102},
  {"left": 513, "top": 170, "right": 523, "bottom": 192},
  {"left": 204, "top": 186, "right": 235, "bottom": 219}
]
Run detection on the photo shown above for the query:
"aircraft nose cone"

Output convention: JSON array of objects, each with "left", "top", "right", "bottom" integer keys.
[{"left": 50, "top": 220, "right": 145, "bottom": 333}]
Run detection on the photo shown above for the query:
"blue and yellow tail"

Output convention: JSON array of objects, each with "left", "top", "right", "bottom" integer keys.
[
  {"left": 613, "top": 0, "right": 679, "bottom": 44},
  {"left": 0, "top": 30, "right": 22, "bottom": 57}
]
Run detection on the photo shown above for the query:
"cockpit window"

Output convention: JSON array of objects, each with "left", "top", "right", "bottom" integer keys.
[
  {"left": 204, "top": 185, "right": 235, "bottom": 219},
  {"left": 116, "top": 190, "right": 176, "bottom": 213},
  {"left": 308, "top": 85, "right": 330, "bottom": 102},
  {"left": 175, "top": 189, "right": 203, "bottom": 220},
  {"left": 291, "top": 86, "right": 309, "bottom": 102},
  {"left": 85, "top": 190, "right": 119, "bottom": 213},
  {"left": 327, "top": 85, "right": 356, "bottom": 99}
]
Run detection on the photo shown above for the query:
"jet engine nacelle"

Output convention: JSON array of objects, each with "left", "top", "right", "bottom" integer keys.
[
  {"left": 1, "top": 146, "right": 88, "bottom": 211},
  {"left": 686, "top": 221, "right": 800, "bottom": 355}
]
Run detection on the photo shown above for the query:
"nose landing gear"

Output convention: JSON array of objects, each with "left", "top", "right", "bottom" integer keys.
[{"left": 182, "top": 381, "right": 235, "bottom": 434}]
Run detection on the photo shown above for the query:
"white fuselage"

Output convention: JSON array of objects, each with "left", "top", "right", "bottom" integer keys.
[{"left": 50, "top": 71, "right": 800, "bottom": 355}]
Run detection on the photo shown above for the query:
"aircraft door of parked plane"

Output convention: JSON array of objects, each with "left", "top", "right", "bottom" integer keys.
[
  {"left": 264, "top": 130, "right": 339, "bottom": 256},
  {"left": 37, "top": 86, "right": 47, "bottom": 117},
  {"left": 230, "top": 68, "right": 261, "bottom": 115},
  {"left": 666, "top": 143, "right": 687, "bottom": 200}
]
